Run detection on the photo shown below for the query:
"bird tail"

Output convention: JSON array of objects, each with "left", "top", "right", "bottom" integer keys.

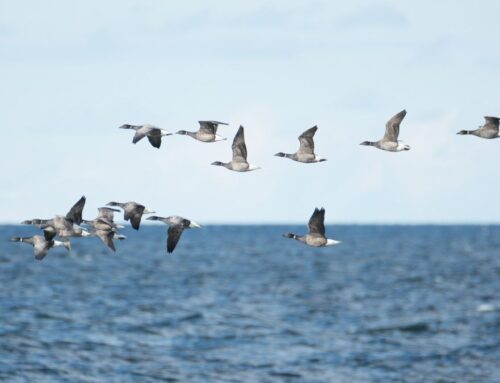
[{"left": 457, "top": 130, "right": 472, "bottom": 135}]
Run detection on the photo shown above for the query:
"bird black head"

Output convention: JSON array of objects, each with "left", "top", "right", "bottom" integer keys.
[
  {"left": 274, "top": 152, "right": 286, "bottom": 157},
  {"left": 360, "top": 141, "right": 374, "bottom": 146}
]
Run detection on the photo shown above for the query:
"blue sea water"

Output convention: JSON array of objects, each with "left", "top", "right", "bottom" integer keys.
[{"left": 1, "top": 224, "right": 500, "bottom": 383}]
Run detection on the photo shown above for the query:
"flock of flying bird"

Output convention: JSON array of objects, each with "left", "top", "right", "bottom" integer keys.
[{"left": 11, "top": 111, "right": 500, "bottom": 259}]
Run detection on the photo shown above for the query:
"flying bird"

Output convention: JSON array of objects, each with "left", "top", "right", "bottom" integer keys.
[
  {"left": 457, "top": 116, "right": 500, "bottom": 139},
  {"left": 360, "top": 110, "right": 410, "bottom": 152},
  {"left": 11, "top": 229, "right": 71, "bottom": 260},
  {"left": 283, "top": 208, "right": 341, "bottom": 247},
  {"left": 146, "top": 215, "right": 201, "bottom": 253},
  {"left": 83, "top": 207, "right": 126, "bottom": 251},
  {"left": 83, "top": 207, "right": 124, "bottom": 230},
  {"left": 274, "top": 126, "right": 327, "bottom": 163},
  {"left": 22, "top": 196, "right": 86, "bottom": 227},
  {"left": 106, "top": 201, "right": 155, "bottom": 230},
  {"left": 176, "top": 120, "right": 228, "bottom": 142},
  {"left": 37, "top": 216, "right": 92, "bottom": 238},
  {"left": 211, "top": 126, "right": 260, "bottom": 172},
  {"left": 120, "top": 124, "right": 172, "bottom": 148}
]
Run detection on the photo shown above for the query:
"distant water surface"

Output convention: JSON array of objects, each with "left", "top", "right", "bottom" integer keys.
[{"left": 1, "top": 225, "right": 500, "bottom": 382}]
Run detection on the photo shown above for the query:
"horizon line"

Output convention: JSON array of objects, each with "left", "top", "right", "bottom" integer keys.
[{"left": 2, "top": 221, "right": 500, "bottom": 226}]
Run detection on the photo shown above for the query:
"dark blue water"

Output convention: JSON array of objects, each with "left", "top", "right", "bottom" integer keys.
[{"left": 1, "top": 225, "right": 500, "bottom": 382}]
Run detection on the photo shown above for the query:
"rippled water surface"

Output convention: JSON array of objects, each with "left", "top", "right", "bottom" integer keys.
[{"left": 1, "top": 225, "right": 500, "bottom": 382}]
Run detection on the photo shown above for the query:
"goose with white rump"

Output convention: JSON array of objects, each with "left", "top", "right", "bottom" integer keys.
[
  {"left": 146, "top": 215, "right": 201, "bottom": 253},
  {"left": 457, "top": 116, "right": 500, "bottom": 139},
  {"left": 283, "top": 207, "right": 341, "bottom": 247},
  {"left": 119, "top": 124, "right": 172, "bottom": 148},
  {"left": 176, "top": 120, "right": 228, "bottom": 142},
  {"left": 106, "top": 201, "right": 155, "bottom": 230},
  {"left": 211, "top": 126, "right": 260, "bottom": 172},
  {"left": 11, "top": 229, "right": 71, "bottom": 260},
  {"left": 360, "top": 110, "right": 410, "bottom": 152},
  {"left": 275, "top": 125, "right": 326, "bottom": 163}
]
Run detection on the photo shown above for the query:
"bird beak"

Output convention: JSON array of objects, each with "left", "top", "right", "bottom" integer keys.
[{"left": 189, "top": 221, "right": 201, "bottom": 228}]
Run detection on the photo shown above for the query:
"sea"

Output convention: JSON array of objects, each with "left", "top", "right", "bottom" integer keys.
[{"left": 1, "top": 224, "right": 499, "bottom": 383}]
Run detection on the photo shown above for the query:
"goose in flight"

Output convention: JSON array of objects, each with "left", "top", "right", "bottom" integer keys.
[
  {"left": 83, "top": 207, "right": 124, "bottom": 230},
  {"left": 274, "top": 126, "right": 327, "bottom": 163},
  {"left": 457, "top": 116, "right": 500, "bottom": 139},
  {"left": 11, "top": 229, "right": 71, "bottom": 260},
  {"left": 360, "top": 110, "right": 410, "bottom": 152},
  {"left": 22, "top": 196, "right": 86, "bottom": 227},
  {"left": 37, "top": 216, "right": 92, "bottom": 238},
  {"left": 120, "top": 124, "right": 172, "bottom": 148},
  {"left": 176, "top": 120, "right": 228, "bottom": 142},
  {"left": 146, "top": 215, "right": 201, "bottom": 253},
  {"left": 21, "top": 196, "right": 86, "bottom": 229},
  {"left": 211, "top": 126, "right": 260, "bottom": 172},
  {"left": 283, "top": 208, "right": 341, "bottom": 247},
  {"left": 83, "top": 207, "right": 126, "bottom": 251},
  {"left": 106, "top": 201, "right": 155, "bottom": 230}
]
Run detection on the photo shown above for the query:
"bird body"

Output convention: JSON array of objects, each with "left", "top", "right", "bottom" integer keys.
[
  {"left": 457, "top": 116, "right": 500, "bottom": 139},
  {"left": 176, "top": 120, "right": 228, "bottom": 142},
  {"left": 83, "top": 207, "right": 125, "bottom": 251},
  {"left": 360, "top": 110, "right": 410, "bottom": 152},
  {"left": 275, "top": 126, "right": 327, "bottom": 163},
  {"left": 211, "top": 126, "right": 260, "bottom": 172},
  {"left": 283, "top": 208, "right": 340, "bottom": 248}
]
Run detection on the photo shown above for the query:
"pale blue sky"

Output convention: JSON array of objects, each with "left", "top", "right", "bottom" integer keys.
[{"left": 1, "top": 1, "right": 500, "bottom": 224}]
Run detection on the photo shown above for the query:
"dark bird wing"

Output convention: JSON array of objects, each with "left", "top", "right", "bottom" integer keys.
[
  {"left": 43, "top": 229, "right": 56, "bottom": 241},
  {"left": 308, "top": 208, "right": 326, "bottom": 236},
  {"left": 130, "top": 211, "right": 144, "bottom": 230},
  {"left": 482, "top": 116, "right": 500, "bottom": 135},
  {"left": 96, "top": 230, "right": 116, "bottom": 252},
  {"left": 232, "top": 126, "right": 248, "bottom": 161},
  {"left": 383, "top": 110, "right": 407, "bottom": 142},
  {"left": 298, "top": 126, "right": 318, "bottom": 155},
  {"left": 147, "top": 130, "right": 162, "bottom": 148},
  {"left": 66, "top": 196, "right": 86, "bottom": 225},
  {"left": 167, "top": 226, "right": 185, "bottom": 253}
]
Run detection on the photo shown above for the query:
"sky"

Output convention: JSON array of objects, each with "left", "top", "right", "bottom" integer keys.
[{"left": 1, "top": 1, "right": 500, "bottom": 224}]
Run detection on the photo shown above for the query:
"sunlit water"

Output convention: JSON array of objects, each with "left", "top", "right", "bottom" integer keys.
[{"left": 1, "top": 225, "right": 499, "bottom": 382}]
